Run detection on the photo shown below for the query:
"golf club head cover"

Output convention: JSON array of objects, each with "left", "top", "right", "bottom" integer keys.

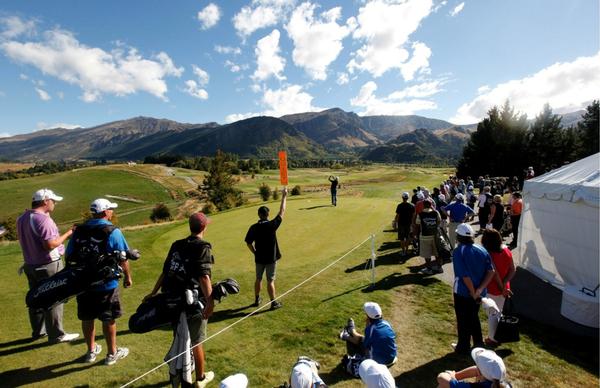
[{"left": 211, "top": 278, "right": 240, "bottom": 302}]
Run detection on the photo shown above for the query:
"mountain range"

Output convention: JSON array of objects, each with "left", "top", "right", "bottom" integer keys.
[{"left": 0, "top": 108, "right": 584, "bottom": 163}]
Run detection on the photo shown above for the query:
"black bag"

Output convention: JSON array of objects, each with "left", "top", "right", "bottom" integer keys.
[
  {"left": 435, "top": 227, "right": 452, "bottom": 260},
  {"left": 494, "top": 298, "right": 520, "bottom": 343}
]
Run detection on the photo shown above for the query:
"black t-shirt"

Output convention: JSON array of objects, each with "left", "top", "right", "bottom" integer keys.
[
  {"left": 161, "top": 236, "right": 213, "bottom": 293},
  {"left": 418, "top": 210, "right": 440, "bottom": 236},
  {"left": 395, "top": 202, "right": 415, "bottom": 226},
  {"left": 245, "top": 215, "right": 282, "bottom": 264}
]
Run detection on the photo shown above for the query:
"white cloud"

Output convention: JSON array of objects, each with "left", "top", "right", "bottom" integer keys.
[
  {"left": 57, "top": 91, "right": 64, "bottom": 99},
  {"left": 350, "top": 80, "right": 440, "bottom": 115},
  {"left": 225, "top": 60, "right": 248, "bottom": 73},
  {"left": 198, "top": 3, "right": 221, "bottom": 30},
  {"left": 233, "top": 0, "right": 296, "bottom": 38},
  {"left": 184, "top": 80, "right": 208, "bottom": 100},
  {"left": 433, "top": 0, "right": 448, "bottom": 13},
  {"left": 336, "top": 72, "right": 349, "bottom": 85},
  {"left": 36, "top": 122, "right": 82, "bottom": 130},
  {"left": 1, "top": 29, "right": 183, "bottom": 102},
  {"left": 192, "top": 65, "right": 209, "bottom": 86},
  {"left": 285, "top": 2, "right": 355, "bottom": 81},
  {"left": 449, "top": 2, "right": 465, "bottom": 17},
  {"left": 214, "top": 45, "right": 241, "bottom": 55},
  {"left": 450, "top": 52, "right": 600, "bottom": 124},
  {"left": 0, "top": 16, "right": 36, "bottom": 39},
  {"left": 19, "top": 73, "right": 28, "bottom": 80},
  {"left": 0, "top": 132, "right": 11, "bottom": 138},
  {"left": 252, "top": 29, "right": 286, "bottom": 82},
  {"left": 348, "top": 0, "right": 433, "bottom": 79},
  {"left": 35, "top": 87, "right": 51, "bottom": 101},
  {"left": 225, "top": 83, "right": 321, "bottom": 122}
]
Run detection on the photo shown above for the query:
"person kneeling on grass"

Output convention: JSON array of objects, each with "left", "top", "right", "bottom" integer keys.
[
  {"left": 437, "top": 347, "right": 512, "bottom": 388},
  {"left": 339, "top": 302, "right": 397, "bottom": 367}
]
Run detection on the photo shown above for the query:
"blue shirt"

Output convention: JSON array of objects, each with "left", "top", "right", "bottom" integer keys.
[
  {"left": 443, "top": 202, "right": 474, "bottom": 223},
  {"left": 66, "top": 218, "right": 129, "bottom": 291},
  {"left": 450, "top": 379, "right": 493, "bottom": 388},
  {"left": 363, "top": 319, "right": 397, "bottom": 365},
  {"left": 452, "top": 244, "right": 493, "bottom": 298}
]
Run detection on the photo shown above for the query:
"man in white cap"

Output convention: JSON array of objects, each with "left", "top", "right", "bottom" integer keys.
[
  {"left": 66, "top": 198, "right": 132, "bottom": 365},
  {"left": 340, "top": 302, "right": 397, "bottom": 366},
  {"left": 220, "top": 373, "right": 248, "bottom": 388},
  {"left": 437, "top": 347, "right": 511, "bottom": 387},
  {"left": 394, "top": 192, "right": 415, "bottom": 257},
  {"left": 451, "top": 223, "right": 495, "bottom": 354},
  {"left": 441, "top": 193, "right": 475, "bottom": 249},
  {"left": 289, "top": 356, "right": 326, "bottom": 388},
  {"left": 17, "top": 189, "right": 79, "bottom": 343},
  {"left": 359, "top": 359, "right": 396, "bottom": 388}
]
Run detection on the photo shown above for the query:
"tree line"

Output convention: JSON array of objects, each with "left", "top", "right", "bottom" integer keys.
[{"left": 457, "top": 100, "right": 599, "bottom": 179}]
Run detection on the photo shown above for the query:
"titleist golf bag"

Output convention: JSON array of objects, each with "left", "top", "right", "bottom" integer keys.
[
  {"left": 128, "top": 278, "right": 240, "bottom": 333},
  {"left": 25, "top": 224, "right": 140, "bottom": 310}
]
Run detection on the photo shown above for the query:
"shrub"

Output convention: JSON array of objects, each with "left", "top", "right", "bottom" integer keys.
[
  {"left": 202, "top": 202, "right": 217, "bottom": 214},
  {"left": 0, "top": 217, "right": 17, "bottom": 241},
  {"left": 291, "top": 185, "right": 302, "bottom": 196},
  {"left": 258, "top": 183, "right": 271, "bottom": 201},
  {"left": 150, "top": 203, "right": 172, "bottom": 222},
  {"left": 272, "top": 187, "right": 280, "bottom": 201}
]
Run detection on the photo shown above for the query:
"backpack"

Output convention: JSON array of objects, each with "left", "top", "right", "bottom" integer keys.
[{"left": 67, "top": 224, "right": 116, "bottom": 268}]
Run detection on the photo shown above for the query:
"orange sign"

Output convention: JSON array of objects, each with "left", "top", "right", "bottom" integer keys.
[{"left": 278, "top": 151, "right": 288, "bottom": 186}]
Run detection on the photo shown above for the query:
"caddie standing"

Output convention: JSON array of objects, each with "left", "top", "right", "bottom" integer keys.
[{"left": 17, "top": 189, "right": 80, "bottom": 343}]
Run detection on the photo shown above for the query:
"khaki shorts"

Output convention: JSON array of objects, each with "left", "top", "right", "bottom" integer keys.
[
  {"left": 256, "top": 262, "right": 276, "bottom": 281},
  {"left": 187, "top": 313, "right": 207, "bottom": 345},
  {"left": 419, "top": 235, "right": 438, "bottom": 258}
]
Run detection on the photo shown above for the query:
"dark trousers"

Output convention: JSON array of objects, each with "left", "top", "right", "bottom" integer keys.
[
  {"left": 453, "top": 293, "right": 483, "bottom": 352},
  {"left": 331, "top": 190, "right": 337, "bottom": 206},
  {"left": 510, "top": 215, "right": 521, "bottom": 244},
  {"left": 24, "top": 260, "right": 66, "bottom": 340}
]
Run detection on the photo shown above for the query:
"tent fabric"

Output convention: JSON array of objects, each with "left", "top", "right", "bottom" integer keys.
[
  {"left": 517, "top": 153, "right": 600, "bottom": 291},
  {"left": 522, "top": 153, "right": 600, "bottom": 207}
]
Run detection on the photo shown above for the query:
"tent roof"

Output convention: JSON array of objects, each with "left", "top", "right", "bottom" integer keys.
[{"left": 523, "top": 153, "right": 600, "bottom": 207}]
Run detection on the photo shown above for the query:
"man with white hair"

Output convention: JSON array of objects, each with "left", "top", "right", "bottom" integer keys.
[
  {"left": 17, "top": 188, "right": 79, "bottom": 343},
  {"left": 441, "top": 193, "right": 475, "bottom": 249},
  {"left": 289, "top": 356, "right": 326, "bottom": 388},
  {"left": 359, "top": 359, "right": 396, "bottom": 388}
]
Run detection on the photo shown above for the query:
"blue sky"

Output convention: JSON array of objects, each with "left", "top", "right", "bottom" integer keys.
[{"left": 0, "top": 0, "right": 598, "bottom": 137}]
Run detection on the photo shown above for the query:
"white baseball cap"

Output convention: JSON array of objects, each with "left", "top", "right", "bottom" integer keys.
[
  {"left": 32, "top": 189, "right": 63, "bottom": 202},
  {"left": 471, "top": 347, "right": 507, "bottom": 381},
  {"left": 438, "top": 194, "right": 446, "bottom": 201},
  {"left": 290, "top": 361, "right": 317, "bottom": 388},
  {"left": 456, "top": 223, "right": 474, "bottom": 237},
  {"left": 220, "top": 373, "right": 248, "bottom": 388},
  {"left": 363, "top": 302, "right": 382, "bottom": 319},
  {"left": 455, "top": 193, "right": 465, "bottom": 201},
  {"left": 90, "top": 198, "right": 118, "bottom": 214},
  {"left": 358, "top": 359, "right": 395, "bottom": 388}
]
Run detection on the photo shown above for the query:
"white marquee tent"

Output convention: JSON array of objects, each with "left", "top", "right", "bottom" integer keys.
[{"left": 517, "top": 153, "right": 600, "bottom": 327}]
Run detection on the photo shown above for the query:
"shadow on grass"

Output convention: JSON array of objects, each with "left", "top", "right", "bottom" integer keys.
[
  {"left": 362, "top": 272, "right": 439, "bottom": 293},
  {"left": 396, "top": 349, "right": 514, "bottom": 386},
  {"left": 298, "top": 205, "right": 332, "bottom": 210},
  {"left": 345, "top": 252, "right": 413, "bottom": 274},
  {"left": 0, "top": 339, "right": 52, "bottom": 357},
  {"left": 318, "top": 360, "right": 357, "bottom": 387},
  {"left": 135, "top": 381, "right": 171, "bottom": 388},
  {"left": 0, "top": 356, "right": 100, "bottom": 387},
  {"left": 322, "top": 284, "right": 369, "bottom": 303}
]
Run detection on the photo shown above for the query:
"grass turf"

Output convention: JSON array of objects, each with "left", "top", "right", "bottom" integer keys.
[{"left": 0, "top": 165, "right": 597, "bottom": 387}]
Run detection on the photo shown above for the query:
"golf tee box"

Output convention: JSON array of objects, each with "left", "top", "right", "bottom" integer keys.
[{"left": 278, "top": 150, "right": 288, "bottom": 186}]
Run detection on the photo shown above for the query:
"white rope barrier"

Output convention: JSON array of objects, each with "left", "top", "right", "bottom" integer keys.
[{"left": 120, "top": 233, "right": 376, "bottom": 387}]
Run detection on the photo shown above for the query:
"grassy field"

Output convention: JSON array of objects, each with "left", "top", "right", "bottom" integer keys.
[{"left": 0, "top": 164, "right": 597, "bottom": 387}]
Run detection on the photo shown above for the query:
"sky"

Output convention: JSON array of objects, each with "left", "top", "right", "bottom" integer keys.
[{"left": 0, "top": 0, "right": 598, "bottom": 137}]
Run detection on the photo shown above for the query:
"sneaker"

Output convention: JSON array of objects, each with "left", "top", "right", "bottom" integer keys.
[
  {"left": 419, "top": 267, "right": 434, "bottom": 275},
  {"left": 195, "top": 371, "right": 215, "bottom": 388},
  {"left": 105, "top": 347, "right": 129, "bottom": 365},
  {"left": 346, "top": 318, "right": 355, "bottom": 333},
  {"left": 84, "top": 343, "right": 102, "bottom": 363},
  {"left": 339, "top": 328, "right": 351, "bottom": 341},
  {"left": 252, "top": 296, "right": 262, "bottom": 307},
  {"left": 484, "top": 337, "right": 499, "bottom": 347},
  {"left": 270, "top": 300, "right": 282, "bottom": 310},
  {"left": 52, "top": 332, "right": 80, "bottom": 343}
]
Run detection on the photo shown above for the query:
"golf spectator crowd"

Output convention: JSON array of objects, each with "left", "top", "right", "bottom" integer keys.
[{"left": 15, "top": 173, "right": 521, "bottom": 388}]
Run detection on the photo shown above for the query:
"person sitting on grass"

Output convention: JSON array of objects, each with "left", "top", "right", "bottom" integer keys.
[
  {"left": 339, "top": 302, "right": 397, "bottom": 366},
  {"left": 437, "top": 347, "right": 512, "bottom": 388},
  {"left": 359, "top": 359, "right": 396, "bottom": 388},
  {"left": 288, "top": 356, "right": 327, "bottom": 388}
]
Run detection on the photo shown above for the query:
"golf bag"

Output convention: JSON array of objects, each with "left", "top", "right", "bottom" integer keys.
[
  {"left": 128, "top": 278, "right": 240, "bottom": 333},
  {"left": 25, "top": 249, "right": 139, "bottom": 310}
]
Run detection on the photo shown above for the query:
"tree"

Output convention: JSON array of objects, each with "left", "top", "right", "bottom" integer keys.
[
  {"left": 526, "top": 104, "right": 564, "bottom": 173},
  {"left": 202, "top": 150, "right": 244, "bottom": 210},
  {"left": 456, "top": 101, "right": 528, "bottom": 178},
  {"left": 258, "top": 183, "right": 271, "bottom": 201},
  {"left": 150, "top": 203, "right": 172, "bottom": 222},
  {"left": 576, "top": 100, "right": 599, "bottom": 159}
]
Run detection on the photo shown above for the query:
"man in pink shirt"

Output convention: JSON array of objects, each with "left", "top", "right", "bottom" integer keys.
[{"left": 17, "top": 189, "right": 79, "bottom": 343}]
